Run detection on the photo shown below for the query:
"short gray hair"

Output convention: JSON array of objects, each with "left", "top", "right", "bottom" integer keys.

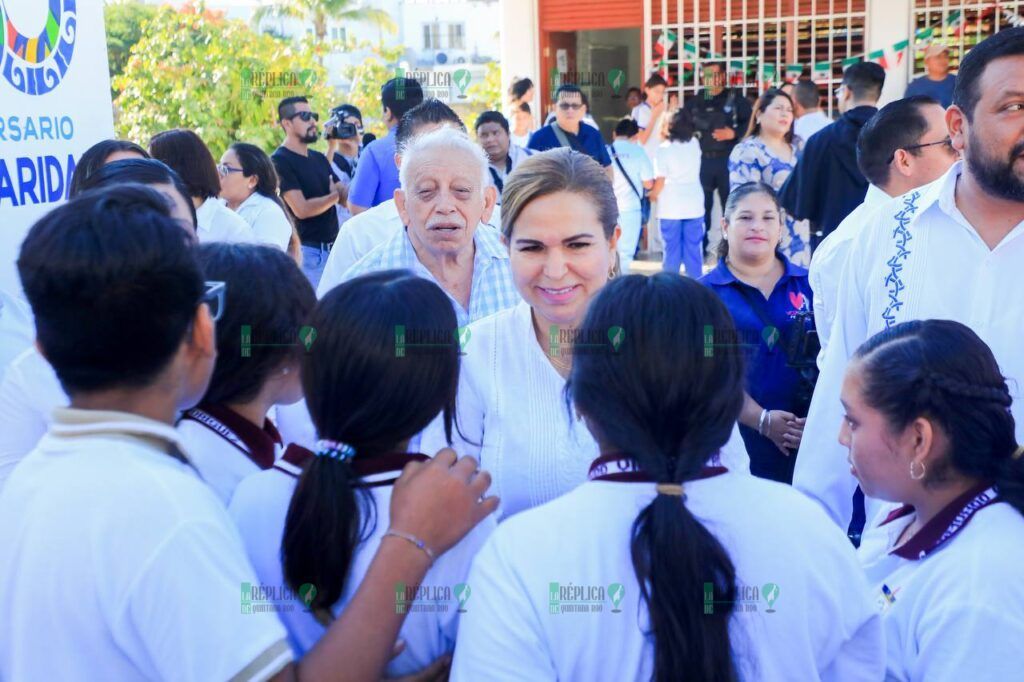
[{"left": 398, "top": 126, "right": 490, "bottom": 194}]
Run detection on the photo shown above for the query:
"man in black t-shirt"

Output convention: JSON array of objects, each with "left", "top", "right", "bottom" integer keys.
[{"left": 272, "top": 95, "right": 344, "bottom": 287}]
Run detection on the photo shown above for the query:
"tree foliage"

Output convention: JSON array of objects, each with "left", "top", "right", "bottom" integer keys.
[
  {"left": 466, "top": 60, "right": 501, "bottom": 114},
  {"left": 113, "top": 4, "right": 337, "bottom": 157},
  {"left": 339, "top": 43, "right": 405, "bottom": 138},
  {"left": 104, "top": 0, "right": 157, "bottom": 90}
]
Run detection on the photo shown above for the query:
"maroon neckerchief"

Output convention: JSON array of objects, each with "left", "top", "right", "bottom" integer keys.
[
  {"left": 179, "top": 403, "right": 282, "bottom": 470},
  {"left": 587, "top": 453, "right": 729, "bottom": 482},
  {"left": 880, "top": 482, "right": 1000, "bottom": 561},
  {"left": 272, "top": 444, "right": 315, "bottom": 479},
  {"left": 351, "top": 452, "right": 430, "bottom": 488}
]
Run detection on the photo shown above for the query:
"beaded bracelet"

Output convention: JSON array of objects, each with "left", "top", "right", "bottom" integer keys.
[{"left": 383, "top": 529, "right": 436, "bottom": 562}]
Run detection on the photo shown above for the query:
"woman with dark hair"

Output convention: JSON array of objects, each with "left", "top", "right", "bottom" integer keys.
[
  {"left": 229, "top": 270, "right": 496, "bottom": 671},
  {"left": 699, "top": 182, "right": 814, "bottom": 484},
  {"left": 650, "top": 107, "right": 705, "bottom": 276},
  {"left": 219, "top": 142, "right": 301, "bottom": 260},
  {"left": 507, "top": 77, "right": 536, "bottom": 140},
  {"left": 150, "top": 128, "right": 252, "bottom": 244},
  {"left": 729, "top": 88, "right": 810, "bottom": 265},
  {"left": 451, "top": 274, "right": 882, "bottom": 681},
  {"left": 841, "top": 320, "right": 1024, "bottom": 680},
  {"left": 176, "top": 243, "right": 315, "bottom": 503},
  {"left": 74, "top": 158, "right": 197, "bottom": 235},
  {"left": 68, "top": 139, "right": 149, "bottom": 197}
]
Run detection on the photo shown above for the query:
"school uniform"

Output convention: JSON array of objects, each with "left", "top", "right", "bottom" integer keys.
[
  {"left": 228, "top": 449, "right": 496, "bottom": 674},
  {"left": 858, "top": 484, "right": 1024, "bottom": 680},
  {"left": 419, "top": 300, "right": 751, "bottom": 519},
  {"left": 0, "top": 288, "right": 32, "bottom": 371},
  {"left": 631, "top": 101, "right": 664, "bottom": 163},
  {"left": 176, "top": 403, "right": 284, "bottom": 505},
  {"left": 451, "top": 455, "right": 883, "bottom": 681},
  {"left": 0, "top": 408, "right": 292, "bottom": 681},
  {"left": 234, "top": 191, "right": 293, "bottom": 251},
  {"left": 487, "top": 144, "right": 534, "bottom": 206},
  {"left": 0, "top": 347, "right": 65, "bottom": 493},
  {"left": 195, "top": 196, "right": 255, "bottom": 244},
  {"left": 795, "top": 162, "right": 1024, "bottom": 530}
]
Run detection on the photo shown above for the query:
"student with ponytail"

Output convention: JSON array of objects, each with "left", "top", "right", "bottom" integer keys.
[
  {"left": 452, "top": 273, "right": 882, "bottom": 681},
  {"left": 229, "top": 269, "right": 497, "bottom": 674},
  {"left": 842, "top": 319, "right": 1024, "bottom": 680}
]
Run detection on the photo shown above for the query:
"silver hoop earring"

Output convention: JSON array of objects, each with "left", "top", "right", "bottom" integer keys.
[{"left": 909, "top": 460, "right": 926, "bottom": 481}]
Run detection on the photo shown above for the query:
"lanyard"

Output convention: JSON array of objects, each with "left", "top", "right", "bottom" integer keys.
[
  {"left": 588, "top": 453, "right": 728, "bottom": 483},
  {"left": 273, "top": 443, "right": 314, "bottom": 479},
  {"left": 179, "top": 406, "right": 281, "bottom": 470},
  {"left": 884, "top": 484, "right": 999, "bottom": 560}
]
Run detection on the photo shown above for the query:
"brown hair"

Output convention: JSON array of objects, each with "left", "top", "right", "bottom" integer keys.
[
  {"left": 500, "top": 148, "right": 618, "bottom": 242},
  {"left": 745, "top": 88, "right": 796, "bottom": 145}
]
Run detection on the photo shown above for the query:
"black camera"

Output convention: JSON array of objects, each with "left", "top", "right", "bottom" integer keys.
[
  {"left": 325, "top": 118, "right": 358, "bottom": 140},
  {"left": 784, "top": 310, "right": 821, "bottom": 417}
]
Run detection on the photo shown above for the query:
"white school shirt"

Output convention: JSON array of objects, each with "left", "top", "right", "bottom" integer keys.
[
  {"left": 794, "top": 162, "right": 1024, "bottom": 529},
  {"left": 631, "top": 101, "right": 664, "bottom": 161},
  {"left": 419, "top": 301, "right": 750, "bottom": 519},
  {"left": 0, "top": 347, "right": 65, "bottom": 493},
  {"left": 654, "top": 139, "right": 705, "bottom": 220},
  {"left": 228, "top": 450, "right": 497, "bottom": 674},
  {"left": 0, "top": 288, "right": 32, "bottom": 371},
  {"left": 0, "top": 408, "right": 291, "bottom": 681},
  {"left": 858, "top": 487, "right": 1024, "bottom": 681},
  {"left": 195, "top": 196, "right": 255, "bottom": 244},
  {"left": 176, "top": 404, "right": 284, "bottom": 505},
  {"left": 609, "top": 139, "right": 654, "bottom": 213},
  {"left": 808, "top": 183, "right": 891, "bottom": 367},
  {"left": 234, "top": 191, "right": 293, "bottom": 251},
  {"left": 451, "top": 468, "right": 883, "bottom": 681},
  {"left": 316, "top": 198, "right": 403, "bottom": 298},
  {"left": 794, "top": 110, "right": 832, "bottom": 143}
]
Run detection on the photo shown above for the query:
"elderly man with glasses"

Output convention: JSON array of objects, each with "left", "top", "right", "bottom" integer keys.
[{"left": 527, "top": 84, "right": 613, "bottom": 181}]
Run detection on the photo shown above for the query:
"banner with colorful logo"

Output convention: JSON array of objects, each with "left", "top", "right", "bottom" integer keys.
[{"left": 0, "top": 0, "right": 114, "bottom": 292}]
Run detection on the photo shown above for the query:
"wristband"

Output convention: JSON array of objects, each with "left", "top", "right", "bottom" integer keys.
[
  {"left": 383, "top": 529, "right": 436, "bottom": 562},
  {"left": 758, "top": 409, "right": 770, "bottom": 436}
]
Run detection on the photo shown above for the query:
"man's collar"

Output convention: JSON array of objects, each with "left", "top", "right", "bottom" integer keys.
[{"left": 50, "top": 407, "right": 189, "bottom": 461}]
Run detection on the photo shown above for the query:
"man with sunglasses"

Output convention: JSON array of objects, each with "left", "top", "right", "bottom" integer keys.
[
  {"left": 271, "top": 96, "right": 345, "bottom": 287},
  {"left": 527, "top": 84, "right": 613, "bottom": 181}
]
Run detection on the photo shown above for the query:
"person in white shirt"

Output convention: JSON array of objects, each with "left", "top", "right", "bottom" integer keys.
[
  {"left": 0, "top": 184, "right": 500, "bottom": 682},
  {"left": 789, "top": 79, "right": 832, "bottom": 143},
  {"left": 509, "top": 101, "right": 533, "bottom": 148},
  {"left": 420, "top": 149, "right": 748, "bottom": 519},
  {"left": 150, "top": 128, "right": 254, "bottom": 244},
  {"left": 218, "top": 142, "right": 300, "bottom": 256},
  {"left": 608, "top": 118, "right": 655, "bottom": 273},
  {"left": 810, "top": 95, "right": 958, "bottom": 363},
  {"left": 794, "top": 29, "right": 1024, "bottom": 533},
  {"left": 230, "top": 270, "right": 496, "bottom": 674},
  {"left": 474, "top": 110, "right": 534, "bottom": 208},
  {"left": 0, "top": 288, "right": 32, "bottom": 373},
  {"left": 838, "top": 320, "right": 1024, "bottom": 680},
  {"left": 631, "top": 73, "right": 668, "bottom": 163},
  {"left": 650, "top": 108, "right": 705, "bottom": 276},
  {"left": 452, "top": 274, "right": 882, "bottom": 681},
  {"left": 0, "top": 160, "right": 201, "bottom": 493},
  {"left": 318, "top": 99, "right": 469, "bottom": 298},
  {"left": 176, "top": 244, "right": 314, "bottom": 504}
]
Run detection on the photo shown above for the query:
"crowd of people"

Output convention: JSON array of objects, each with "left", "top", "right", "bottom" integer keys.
[{"left": 0, "top": 25, "right": 1022, "bottom": 682}]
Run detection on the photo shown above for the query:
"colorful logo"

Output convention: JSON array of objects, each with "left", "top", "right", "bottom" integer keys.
[
  {"left": 453, "top": 68, "right": 471, "bottom": 98},
  {"left": 0, "top": 0, "right": 77, "bottom": 95}
]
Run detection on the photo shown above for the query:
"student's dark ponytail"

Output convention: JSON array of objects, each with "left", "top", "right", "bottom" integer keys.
[
  {"left": 854, "top": 319, "right": 1024, "bottom": 516},
  {"left": 568, "top": 273, "right": 746, "bottom": 680},
  {"left": 281, "top": 270, "right": 461, "bottom": 624}
]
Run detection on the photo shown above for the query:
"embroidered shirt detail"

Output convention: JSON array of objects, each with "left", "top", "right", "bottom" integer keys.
[{"left": 881, "top": 191, "right": 920, "bottom": 328}]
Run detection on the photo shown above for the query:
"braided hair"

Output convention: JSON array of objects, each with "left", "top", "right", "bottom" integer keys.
[{"left": 853, "top": 320, "right": 1024, "bottom": 515}]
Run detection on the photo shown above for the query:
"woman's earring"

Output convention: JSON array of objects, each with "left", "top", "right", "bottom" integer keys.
[{"left": 909, "top": 459, "right": 926, "bottom": 481}]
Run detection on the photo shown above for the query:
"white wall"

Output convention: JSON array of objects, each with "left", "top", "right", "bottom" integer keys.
[
  {"left": 867, "top": 0, "right": 913, "bottom": 106},
  {"left": 401, "top": 0, "right": 500, "bottom": 67},
  {"left": 499, "top": 0, "right": 539, "bottom": 121}
]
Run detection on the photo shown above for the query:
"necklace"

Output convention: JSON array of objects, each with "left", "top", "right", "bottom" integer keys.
[{"left": 548, "top": 351, "right": 572, "bottom": 372}]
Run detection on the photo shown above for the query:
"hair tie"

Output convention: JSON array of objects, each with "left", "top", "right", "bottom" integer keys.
[
  {"left": 315, "top": 439, "right": 356, "bottom": 462},
  {"left": 1013, "top": 445, "right": 1024, "bottom": 461},
  {"left": 656, "top": 483, "right": 685, "bottom": 497}
]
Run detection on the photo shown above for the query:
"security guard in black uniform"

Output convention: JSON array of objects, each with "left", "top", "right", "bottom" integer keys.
[{"left": 684, "top": 62, "right": 753, "bottom": 255}]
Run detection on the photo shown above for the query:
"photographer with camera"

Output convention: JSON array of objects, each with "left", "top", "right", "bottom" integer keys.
[
  {"left": 324, "top": 103, "right": 364, "bottom": 225},
  {"left": 699, "top": 182, "right": 816, "bottom": 485}
]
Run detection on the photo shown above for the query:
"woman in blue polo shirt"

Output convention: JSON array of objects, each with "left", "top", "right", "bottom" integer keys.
[{"left": 699, "top": 182, "right": 813, "bottom": 483}]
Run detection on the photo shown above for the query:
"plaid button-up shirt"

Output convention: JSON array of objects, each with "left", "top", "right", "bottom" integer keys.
[{"left": 342, "top": 223, "right": 520, "bottom": 326}]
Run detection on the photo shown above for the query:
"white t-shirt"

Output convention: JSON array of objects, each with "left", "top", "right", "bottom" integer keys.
[
  {"left": 0, "top": 288, "right": 32, "bottom": 371},
  {"left": 795, "top": 162, "right": 1024, "bottom": 529},
  {"left": 794, "top": 110, "right": 832, "bottom": 143},
  {"left": 317, "top": 198, "right": 402, "bottom": 298},
  {"left": 0, "top": 408, "right": 292, "bottom": 681},
  {"left": 654, "top": 139, "right": 705, "bottom": 220},
  {"left": 858, "top": 489, "right": 1024, "bottom": 681},
  {"left": 195, "top": 197, "right": 255, "bottom": 244},
  {"left": 176, "top": 404, "right": 284, "bottom": 505},
  {"left": 451, "top": 470, "right": 883, "bottom": 681},
  {"left": 631, "top": 101, "right": 665, "bottom": 162},
  {"left": 234, "top": 191, "right": 293, "bottom": 251},
  {"left": 808, "top": 184, "right": 890, "bottom": 366},
  {"left": 229, "top": 451, "right": 496, "bottom": 674},
  {"left": 609, "top": 139, "right": 654, "bottom": 214},
  {"left": 419, "top": 301, "right": 750, "bottom": 519},
  {"left": 0, "top": 347, "right": 65, "bottom": 493}
]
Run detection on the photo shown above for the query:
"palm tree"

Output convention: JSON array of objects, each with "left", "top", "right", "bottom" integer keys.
[{"left": 253, "top": 0, "right": 397, "bottom": 46}]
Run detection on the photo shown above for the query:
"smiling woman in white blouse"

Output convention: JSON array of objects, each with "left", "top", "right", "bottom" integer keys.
[{"left": 421, "top": 148, "right": 749, "bottom": 519}]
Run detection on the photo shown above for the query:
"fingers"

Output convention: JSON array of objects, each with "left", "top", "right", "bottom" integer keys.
[
  {"left": 467, "top": 468, "right": 492, "bottom": 499},
  {"left": 474, "top": 495, "right": 501, "bottom": 521},
  {"left": 450, "top": 454, "right": 480, "bottom": 482},
  {"left": 431, "top": 447, "right": 458, "bottom": 467}
]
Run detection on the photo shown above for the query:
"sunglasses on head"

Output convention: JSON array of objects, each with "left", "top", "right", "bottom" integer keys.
[{"left": 289, "top": 111, "right": 319, "bottom": 122}]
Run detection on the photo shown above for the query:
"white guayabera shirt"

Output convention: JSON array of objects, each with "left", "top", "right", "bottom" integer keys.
[{"left": 795, "top": 162, "right": 1024, "bottom": 529}]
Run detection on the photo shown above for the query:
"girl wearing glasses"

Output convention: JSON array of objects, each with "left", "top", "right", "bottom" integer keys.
[{"left": 219, "top": 142, "right": 302, "bottom": 263}]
